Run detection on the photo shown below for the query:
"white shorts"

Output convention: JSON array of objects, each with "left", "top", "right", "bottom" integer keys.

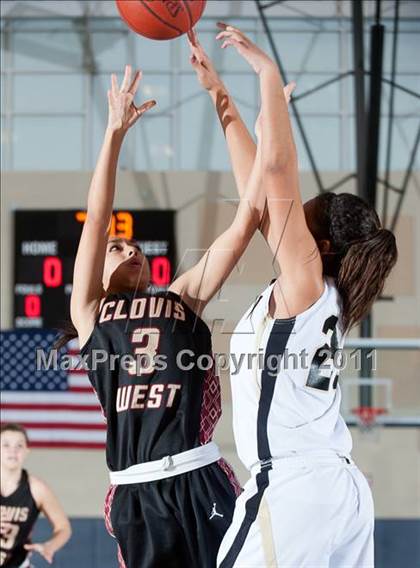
[{"left": 217, "top": 452, "right": 374, "bottom": 568}]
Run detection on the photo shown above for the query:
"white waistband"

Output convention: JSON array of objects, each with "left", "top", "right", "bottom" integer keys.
[
  {"left": 250, "top": 450, "right": 354, "bottom": 476},
  {"left": 109, "top": 441, "right": 221, "bottom": 485}
]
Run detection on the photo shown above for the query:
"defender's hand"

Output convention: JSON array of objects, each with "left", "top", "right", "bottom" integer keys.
[{"left": 216, "top": 22, "right": 275, "bottom": 75}]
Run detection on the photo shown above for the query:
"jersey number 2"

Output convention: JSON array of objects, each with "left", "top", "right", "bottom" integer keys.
[{"left": 306, "top": 315, "right": 339, "bottom": 391}]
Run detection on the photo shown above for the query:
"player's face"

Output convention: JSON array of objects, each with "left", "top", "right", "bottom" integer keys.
[
  {"left": 103, "top": 238, "right": 151, "bottom": 293},
  {"left": 0, "top": 432, "right": 28, "bottom": 470}
]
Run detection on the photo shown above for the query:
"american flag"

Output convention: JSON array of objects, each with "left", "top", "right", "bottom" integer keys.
[{"left": 0, "top": 330, "right": 106, "bottom": 449}]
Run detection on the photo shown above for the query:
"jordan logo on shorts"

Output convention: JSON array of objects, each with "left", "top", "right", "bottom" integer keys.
[{"left": 209, "top": 502, "right": 224, "bottom": 520}]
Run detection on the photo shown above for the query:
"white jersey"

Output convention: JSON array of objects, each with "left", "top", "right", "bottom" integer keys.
[{"left": 230, "top": 278, "right": 352, "bottom": 471}]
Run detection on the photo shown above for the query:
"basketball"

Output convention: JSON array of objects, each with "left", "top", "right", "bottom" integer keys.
[{"left": 116, "top": 0, "right": 207, "bottom": 40}]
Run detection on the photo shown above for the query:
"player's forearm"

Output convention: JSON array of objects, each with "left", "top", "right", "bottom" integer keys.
[
  {"left": 259, "top": 66, "right": 296, "bottom": 176},
  {"left": 44, "top": 523, "right": 72, "bottom": 554},
  {"left": 86, "top": 128, "right": 125, "bottom": 227},
  {"left": 208, "top": 86, "right": 256, "bottom": 198},
  {"left": 233, "top": 142, "right": 265, "bottom": 235}
]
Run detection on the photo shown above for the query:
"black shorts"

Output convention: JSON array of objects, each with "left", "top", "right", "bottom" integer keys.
[{"left": 106, "top": 461, "right": 241, "bottom": 568}]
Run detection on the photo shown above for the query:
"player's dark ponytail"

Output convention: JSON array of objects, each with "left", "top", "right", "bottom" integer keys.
[
  {"left": 311, "top": 192, "right": 398, "bottom": 333},
  {"left": 337, "top": 227, "right": 397, "bottom": 332}
]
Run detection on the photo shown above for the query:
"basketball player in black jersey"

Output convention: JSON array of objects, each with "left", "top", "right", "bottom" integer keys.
[
  {"left": 0, "top": 424, "right": 71, "bottom": 567},
  {"left": 65, "top": 64, "right": 268, "bottom": 568}
]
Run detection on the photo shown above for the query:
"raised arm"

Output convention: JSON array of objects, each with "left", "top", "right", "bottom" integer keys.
[
  {"left": 169, "top": 129, "right": 264, "bottom": 316},
  {"left": 70, "top": 66, "right": 155, "bottom": 347},
  {"left": 188, "top": 29, "right": 295, "bottom": 251},
  {"left": 217, "top": 26, "right": 324, "bottom": 316},
  {"left": 188, "top": 30, "right": 256, "bottom": 199}
]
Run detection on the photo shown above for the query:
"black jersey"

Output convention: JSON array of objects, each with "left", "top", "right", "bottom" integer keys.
[
  {"left": 0, "top": 470, "right": 40, "bottom": 568},
  {"left": 81, "top": 290, "right": 219, "bottom": 471}
]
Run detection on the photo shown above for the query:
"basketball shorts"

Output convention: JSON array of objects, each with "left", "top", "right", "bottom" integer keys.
[
  {"left": 217, "top": 454, "right": 374, "bottom": 568},
  {"left": 105, "top": 461, "right": 240, "bottom": 568}
]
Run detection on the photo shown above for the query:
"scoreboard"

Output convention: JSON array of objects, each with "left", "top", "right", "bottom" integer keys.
[{"left": 14, "top": 210, "right": 176, "bottom": 330}]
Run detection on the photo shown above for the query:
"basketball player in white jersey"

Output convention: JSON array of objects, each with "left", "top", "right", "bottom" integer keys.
[{"left": 189, "top": 26, "right": 397, "bottom": 568}]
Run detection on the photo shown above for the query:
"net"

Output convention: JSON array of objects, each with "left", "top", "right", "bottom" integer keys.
[{"left": 351, "top": 406, "right": 388, "bottom": 433}]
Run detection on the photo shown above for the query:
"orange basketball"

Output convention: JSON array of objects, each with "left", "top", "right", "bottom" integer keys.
[{"left": 116, "top": 0, "right": 207, "bottom": 41}]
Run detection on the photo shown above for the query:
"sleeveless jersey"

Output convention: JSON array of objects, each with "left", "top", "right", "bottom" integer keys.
[
  {"left": 0, "top": 470, "right": 40, "bottom": 568},
  {"left": 230, "top": 278, "right": 353, "bottom": 471},
  {"left": 81, "top": 290, "right": 221, "bottom": 472}
]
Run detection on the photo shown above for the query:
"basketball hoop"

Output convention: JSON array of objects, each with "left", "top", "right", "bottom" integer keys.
[{"left": 351, "top": 406, "right": 387, "bottom": 433}]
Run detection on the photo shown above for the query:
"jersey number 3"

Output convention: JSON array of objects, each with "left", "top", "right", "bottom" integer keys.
[
  {"left": 306, "top": 315, "right": 339, "bottom": 391},
  {"left": 128, "top": 327, "right": 160, "bottom": 376}
]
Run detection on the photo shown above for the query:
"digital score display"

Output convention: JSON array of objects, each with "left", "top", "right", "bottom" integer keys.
[{"left": 14, "top": 210, "right": 176, "bottom": 329}]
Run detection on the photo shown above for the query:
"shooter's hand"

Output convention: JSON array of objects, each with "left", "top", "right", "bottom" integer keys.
[
  {"left": 107, "top": 65, "right": 156, "bottom": 133},
  {"left": 187, "top": 29, "right": 224, "bottom": 92}
]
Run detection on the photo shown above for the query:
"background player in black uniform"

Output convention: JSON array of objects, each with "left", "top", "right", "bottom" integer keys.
[
  {"left": 0, "top": 424, "right": 71, "bottom": 567},
  {"left": 67, "top": 64, "right": 266, "bottom": 568}
]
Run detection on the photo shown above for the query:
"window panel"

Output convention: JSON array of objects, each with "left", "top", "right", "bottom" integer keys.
[
  {"left": 273, "top": 32, "right": 341, "bottom": 73},
  {"left": 134, "top": 115, "right": 172, "bottom": 171},
  {"left": 91, "top": 32, "right": 128, "bottom": 72},
  {"left": 179, "top": 73, "right": 257, "bottom": 170},
  {"left": 139, "top": 74, "right": 171, "bottom": 110},
  {"left": 293, "top": 116, "right": 341, "bottom": 171},
  {"left": 12, "top": 116, "right": 83, "bottom": 170},
  {"left": 134, "top": 34, "right": 171, "bottom": 71},
  {"left": 1, "top": 23, "right": 8, "bottom": 71},
  {"left": 347, "top": 118, "right": 357, "bottom": 172},
  {"left": 1, "top": 73, "right": 6, "bottom": 115},
  {"left": 11, "top": 20, "right": 76, "bottom": 32},
  {"left": 379, "top": 116, "right": 420, "bottom": 171},
  {"left": 12, "top": 32, "right": 83, "bottom": 72},
  {"left": 381, "top": 75, "right": 420, "bottom": 116},
  {"left": 13, "top": 74, "right": 84, "bottom": 113},
  {"left": 293, "top": 74, "right": 341, "bottom": 113},
  {"left": 1, "top": 114, "right": 10, "bottom": 170},
  {"left": 384, "top": 32, "right": 420, "bottom": 74}
]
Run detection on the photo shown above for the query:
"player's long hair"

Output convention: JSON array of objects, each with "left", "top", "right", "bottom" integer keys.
[
  {"left": 310, "top": 192, "right": 397, "bottom": 333},
  {"left": 55, "top": 321, "right": 78, "bottom": 350}
]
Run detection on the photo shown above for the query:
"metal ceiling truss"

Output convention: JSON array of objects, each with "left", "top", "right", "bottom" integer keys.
[{"left": 255, "top": 0, "right": 419, "bottom": 233}]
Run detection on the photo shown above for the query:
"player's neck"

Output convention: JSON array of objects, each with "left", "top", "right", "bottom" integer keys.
[
  {"left": 0, "top": 465, "right": 22, "bottom": 496},
  {"left": 106, "top": 284, "right": 148, "bottom": 295}
]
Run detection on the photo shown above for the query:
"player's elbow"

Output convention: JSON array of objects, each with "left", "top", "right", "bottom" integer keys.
[
  {"left": 63, "top": 518, "right": 72, "bottom": 541},
  {"left": 262, "top": 137, "right": 297, "bottom": 172}
]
